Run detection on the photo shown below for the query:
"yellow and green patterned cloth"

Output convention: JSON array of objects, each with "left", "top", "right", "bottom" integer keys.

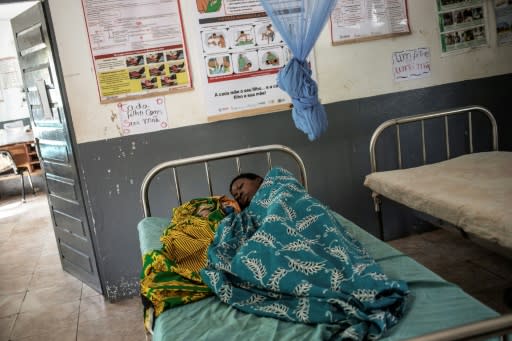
[{"left": 140, "top": 196, "right": 239, "bottom": 331}]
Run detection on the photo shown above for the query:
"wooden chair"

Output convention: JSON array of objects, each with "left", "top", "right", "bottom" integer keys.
[{"left": 0, "top": 150, "right": 36, "bottom": 202}]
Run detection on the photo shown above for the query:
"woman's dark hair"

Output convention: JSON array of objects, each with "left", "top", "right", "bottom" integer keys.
[{"left": 229, "top": 173, "right": 263, "bottom": 194}]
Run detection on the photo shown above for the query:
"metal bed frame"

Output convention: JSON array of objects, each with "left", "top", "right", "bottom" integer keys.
[
  {"left": 368, "top": 105, "right": 512, "bottom": 340},
  {"left": 407, "top": 314, "right": 512, "bottom": 341},
  {"left": 140, "top": 144, "right": 307, "bottom": 218},
  {"left": 140, "top": 144, "right": 307, "bottom": 339},
  {"left": 138, "top": 142, "right": 512, "bottom": 340},
  {"left": 368, "top": 105, "right": 498, "bottom": 241}
]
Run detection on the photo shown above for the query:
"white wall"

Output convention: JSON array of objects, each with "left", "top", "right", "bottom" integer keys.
[
  {"left": 0, "top": 21, "right": 15, "bottom": 58},
  {"left": 48, "top": 0, "right": 512, "bottom": 144},
  {"left": 0, "top": 20, "right": 29, "bottom": 123}
]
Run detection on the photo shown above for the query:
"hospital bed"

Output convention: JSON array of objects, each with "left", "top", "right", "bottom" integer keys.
[
  {"left": 364, "top": 105, "right": 511, "bottom": 255},
  {"left": 138, "top": 144, "right": 512, "bottom": 340}
]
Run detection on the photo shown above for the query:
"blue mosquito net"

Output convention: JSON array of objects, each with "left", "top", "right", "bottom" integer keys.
[{"left": 260, "top": 0, "right": 337, "bottom": 141}]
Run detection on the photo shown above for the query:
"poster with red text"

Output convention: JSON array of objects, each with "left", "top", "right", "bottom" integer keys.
[{"left": 82, "top": 0, "right": 192, "bottom": 103}]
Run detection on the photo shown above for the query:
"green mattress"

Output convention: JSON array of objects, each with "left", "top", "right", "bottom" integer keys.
[{"left": 137, "top": 213, "right": 498, "bottom": 341}]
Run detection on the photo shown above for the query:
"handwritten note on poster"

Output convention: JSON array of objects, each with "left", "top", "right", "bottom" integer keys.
[
  {"left": 392, "top": 47, "right": 431, "bottom": 82},
  {"left": 117, "top": 97, "right": 168, "bottom": 136}
]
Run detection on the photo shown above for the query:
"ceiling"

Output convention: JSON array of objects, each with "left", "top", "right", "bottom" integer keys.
[{"left": 0, "top": 2, "right": 38, "bottom": 20}]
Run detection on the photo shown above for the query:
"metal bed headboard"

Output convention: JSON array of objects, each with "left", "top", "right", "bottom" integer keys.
[
  {"left": 140, "top": 144, "right": 308, "bottom": 217},
  {"left": 367, "top": 105, "right": 498, "bottom": 240},
  {"left": 369, "top": 105, "right": 498, "bottom": 173}
]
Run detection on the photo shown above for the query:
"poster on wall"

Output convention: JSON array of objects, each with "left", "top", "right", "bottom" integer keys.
[
  {"left": 436, "top": 0, "right": 489, "bottom": 53},
  {"left": 494, "top": 0, "right": 512, "bottom": 45},
  {"left": 392, "top": 47, "right": 431, "bottom": 82},
  {"left": 330, "top": 0, "right": 411, "bottom": 45},
  {"left": 0, "top": 57, "right": 22, "bottom": 89},
  {"left": 82, "top": 0, "right": 192, "bottom": 103},
  {"left": 116, "top": 97, "right": 168, "bottom": 136},
  {"left": 0, "top": 57, "right": 23, "bottom": 104},
  {"left": 195, "top": 0, "right": 294, "bottom": 120}
]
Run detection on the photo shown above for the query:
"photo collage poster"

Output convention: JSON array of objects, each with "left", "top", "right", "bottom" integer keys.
[
  {"left": 494, "top": 0, "right": 512, "bottom": 45},
  {"left": 196, "top": 0, "right": 292, "bottom": 118},
  {"left": 82, "top": 0, "right": 192, "bottom": 103},
  {"left": 437, "top": 0, "right": 489, "bottom": 53}
]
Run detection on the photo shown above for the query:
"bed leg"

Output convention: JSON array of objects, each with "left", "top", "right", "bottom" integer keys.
[
  {"left": 372, "top": 192, "right": 384, "bottom": 240},
  {"left": 505, "top": 287, "right": 512, "bottom": 310}
]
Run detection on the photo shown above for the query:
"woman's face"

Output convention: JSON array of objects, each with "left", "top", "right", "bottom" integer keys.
[{"left": 230, "top": 177, "right": 262, "bottom": 209}]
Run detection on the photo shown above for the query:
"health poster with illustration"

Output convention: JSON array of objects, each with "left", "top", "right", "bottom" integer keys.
[
  {"left": 436, "top": 0, "right": 488, "bottom": 53},
  {"left": 196, "top": 0, "right": 292, "bottom": 119},
  {"left": 82, "top": 0, "right": 192, "bottom": 103}
]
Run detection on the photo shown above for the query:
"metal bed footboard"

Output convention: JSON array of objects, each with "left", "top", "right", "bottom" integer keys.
[
  {"left": 368, "top": 105, "right": 498, "bottom": 240},
  {"left": 140, "top": 144, "right": 307, "bottom": 218},
  {"left": 140, "top": 144, "right": 307, "bottom": 338}
]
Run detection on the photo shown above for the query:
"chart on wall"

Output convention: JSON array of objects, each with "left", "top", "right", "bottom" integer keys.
[
  {"left": 330, "top": 0, "right": 411, "bottom": 45},
  {"left": 82, "top": 0, "right": 192, "bottom": 103},
  {"left": 436, "top": 0, "right": 489, "bottom": 53},
  {"left": 195, "top": 0, "right": 293, "bottom": 120}
]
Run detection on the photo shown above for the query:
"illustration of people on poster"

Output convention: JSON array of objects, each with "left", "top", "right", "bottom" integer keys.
[
  {"left": 195, "top": 0, "right": 295, "bottom": 119},
  {"left": 436, "top": 0, "right": 489, "bottom": 53},
  {"left": 494, "top": 0, "right": 512, "bottom": 45}
]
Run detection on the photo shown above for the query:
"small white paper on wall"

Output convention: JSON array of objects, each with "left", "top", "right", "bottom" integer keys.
[
  {"left": 117, "top": 96, "right": 168, "bottom": 136},
  {"left": 392, "top": 47, "right": 431, "bottom": 82}
]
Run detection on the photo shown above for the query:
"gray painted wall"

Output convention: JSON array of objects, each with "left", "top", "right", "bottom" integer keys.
[{"left": 77, "top": 74, "right": 512, "bottom": 300}]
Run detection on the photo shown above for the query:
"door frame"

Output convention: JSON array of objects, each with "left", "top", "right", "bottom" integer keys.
[{"left": 6, "top": 0, "right": 104, "bottom": 294}]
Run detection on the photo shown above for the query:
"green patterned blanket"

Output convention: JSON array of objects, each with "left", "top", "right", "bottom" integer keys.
[{"left": 201, "top": 168, "right": 409, "bottom": 340}]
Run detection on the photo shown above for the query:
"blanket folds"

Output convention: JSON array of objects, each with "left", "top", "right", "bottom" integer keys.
[
  {"left": 140, "top": 196, "right": 239, "bottom": 331},
  {"left": 201, "top": 168, "right": 409, "bottom": 340}
]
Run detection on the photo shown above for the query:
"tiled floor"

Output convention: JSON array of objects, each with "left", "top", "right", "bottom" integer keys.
[
  {"left": 0, "top": 193, "right": 145, "bottom": 341},
  {"left": 388, "top": 228, "right": 512, "bottom": 314},
  {"left": 1, "top": 192, "right": 511, "bottom": 340}
]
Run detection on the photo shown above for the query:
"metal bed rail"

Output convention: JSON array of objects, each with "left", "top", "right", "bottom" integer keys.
[
  {"left": 367, "top": 105, "right": 498, "bottom": 240},
  {"left": 140, "top": 144, "right": 307, "bottom": 218},
  {"left": 407, "top": 314, "right": 512, "bottom": 341},
  {"left": 369, "top": 105, "right": 498, "bottom": 173}
]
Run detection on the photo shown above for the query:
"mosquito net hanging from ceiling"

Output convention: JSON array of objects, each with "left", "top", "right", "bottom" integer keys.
[{"left": 260, "top": 0, "right": 338, "bottom": 141}]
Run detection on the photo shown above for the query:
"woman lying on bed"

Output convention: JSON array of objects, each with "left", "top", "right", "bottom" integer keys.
[
  {"left": 142, "top": 168, "right": 409, "bottom": 339},
  {"left": 229, "top": 172, "right": 264, "bottom": 210}
]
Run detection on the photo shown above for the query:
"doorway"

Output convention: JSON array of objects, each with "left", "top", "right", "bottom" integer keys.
[{"left": 0, "top": 1, "right": 102, "bottom": 293}]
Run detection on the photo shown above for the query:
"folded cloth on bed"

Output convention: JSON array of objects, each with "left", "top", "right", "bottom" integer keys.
[
  {"left": 201, "top": 168, "right": 409, "bottom": 340},
  {"left": 140, "top": 196, "right": 240, "bottom": 331}
]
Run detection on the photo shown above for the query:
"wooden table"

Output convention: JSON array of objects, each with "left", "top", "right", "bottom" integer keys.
[{"left": 0, "top": 131, "right": 40, "bottom": 173}]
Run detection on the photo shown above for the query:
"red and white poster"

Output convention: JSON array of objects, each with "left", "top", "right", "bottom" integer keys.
[
  {"left": 195, "top": 0, "right": 292, "bottom": 119},
  {"left": 82, "top": 0, "right": 192, "bottom": 103}
]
